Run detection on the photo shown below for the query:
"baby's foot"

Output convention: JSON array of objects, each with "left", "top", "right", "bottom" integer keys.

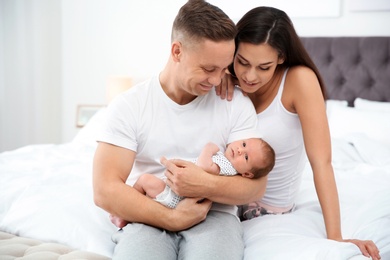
[{"left": 109, "top": 214, "right": 128, "bottom": 229}]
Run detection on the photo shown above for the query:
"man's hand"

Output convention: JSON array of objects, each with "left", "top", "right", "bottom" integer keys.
[
  {"left": 109, "top": 197, "right": 211, "bottom": 231},
  {"left": 167, "top": 197, "right": 212, "bottom": 231},
  {"left": 160, "top": 157, "right": 209, "bottom": 198}
]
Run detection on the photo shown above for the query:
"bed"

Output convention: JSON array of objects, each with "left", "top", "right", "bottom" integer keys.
[{"left": 1, "top": 37, "right": 389, "bottom": 259}]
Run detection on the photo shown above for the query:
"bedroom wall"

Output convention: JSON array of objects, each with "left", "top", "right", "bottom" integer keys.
[{"left": 0, "top": 0, "right": 389, "bottom": 152}]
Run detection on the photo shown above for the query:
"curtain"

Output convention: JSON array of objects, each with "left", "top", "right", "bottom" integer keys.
[{"left": 0, "top": 0, "right": 61, "bottom": 152}]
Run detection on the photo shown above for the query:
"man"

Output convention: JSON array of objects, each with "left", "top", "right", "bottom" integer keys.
[{"left": 93, "top": 0, "right": 266, "bottom": 259}]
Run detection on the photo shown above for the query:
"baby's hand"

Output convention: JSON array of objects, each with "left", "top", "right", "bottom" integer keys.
[{"left": 204, "top": 142, "right": 220, "bottom": 153}]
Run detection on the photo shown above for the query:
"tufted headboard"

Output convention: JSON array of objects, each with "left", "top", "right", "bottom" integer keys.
[{"left": 300, "top": 37, "right": 390, "bottom": 106}]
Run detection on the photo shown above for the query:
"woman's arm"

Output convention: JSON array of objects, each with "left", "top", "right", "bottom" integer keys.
[
  {"left": 287, "top": 66, "right": 380, "bottom": 259},
  {"left": 215, "top": 70, "right": 238, "bottom": 101},
  {"left": 287, "top": 66, "right": 341, "bottom": 239}
]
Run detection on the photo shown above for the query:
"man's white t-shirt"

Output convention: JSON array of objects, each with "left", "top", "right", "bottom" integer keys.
[{"left": 97, "top": 76, "right": 260, "bottom": 216}]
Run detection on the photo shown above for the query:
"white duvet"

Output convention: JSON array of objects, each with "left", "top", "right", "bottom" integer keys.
[
  {"left": 0, "top": 143, "right": 117, "bottom": 257},
  {"left": 243, "top": 135, "right": 390, "bottom": 260},
  {"left": 1, "top": 108, "right": 390, "bottom": 259}
]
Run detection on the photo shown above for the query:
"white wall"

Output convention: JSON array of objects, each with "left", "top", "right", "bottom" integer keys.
[
  {"left": 213, "top": 0, "right": 390, "bottom": 36},
  {"left": 61, "top": 0, "right": 188, "bottom": 143},
  {"left": 293, "top": 1, "right": 390, "bottom": 36},
  {"left": 1, "top": 0, "right": 390, "bottom": 151}
]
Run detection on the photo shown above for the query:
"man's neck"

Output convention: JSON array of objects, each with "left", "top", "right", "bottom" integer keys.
[{"left": 159, "top": 69, "right": 197, "bottom": 105}]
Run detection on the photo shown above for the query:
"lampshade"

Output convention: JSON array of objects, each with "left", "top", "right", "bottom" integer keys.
[{"left": 106, "top": 76, "right": 133, "bottom": 103}]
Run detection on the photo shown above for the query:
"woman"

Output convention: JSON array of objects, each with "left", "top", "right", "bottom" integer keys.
[{"left": 217, "top": 6, "right": 381, "bottom": 260}]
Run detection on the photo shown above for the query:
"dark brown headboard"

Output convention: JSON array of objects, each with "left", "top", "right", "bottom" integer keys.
[{"left": 300, "top": 37, "right": 390, "bottom": 106}]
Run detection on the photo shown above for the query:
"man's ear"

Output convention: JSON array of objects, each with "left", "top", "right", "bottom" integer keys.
[
  {"left": 171, "top": 41, "right": 182, "bottom": 62},
  {"left": 242, "top": 172, "right": 254, "bottom": 179}
]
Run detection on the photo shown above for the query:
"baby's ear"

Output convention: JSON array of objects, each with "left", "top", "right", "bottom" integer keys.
[{"left": 242, "top": 172, "right": 254, "bottom": 179}]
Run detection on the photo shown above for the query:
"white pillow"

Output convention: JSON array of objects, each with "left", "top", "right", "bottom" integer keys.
[
  {"left": 328, "top": 105, "right": 390, "bottom": 147},
  {"left": 72, "top": 108, "right": 107, "bottom": 147},
  {"left": 354, "top": 98, "right": 390, "bottom": 112},
  {"left": 326, "top": 99, "right": 348, "bottom": 118}
]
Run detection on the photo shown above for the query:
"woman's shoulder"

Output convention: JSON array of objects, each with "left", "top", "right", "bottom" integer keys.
[
  {"left": 283, "top": 66, "right": 323, "bottom": 112},
  {"left": 285, "top": 65, "right": 319, "bottom": 90},
  {"left": 286, "top": 65, "right": 316, "bottom": 80}
]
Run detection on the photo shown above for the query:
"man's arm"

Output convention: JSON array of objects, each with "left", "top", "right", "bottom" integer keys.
[
  {"left": 161, "top": 157, "right": 267, "bottom": 205},
  {"left": 93, "top": 142, "right": 212, "bottom": 231}
]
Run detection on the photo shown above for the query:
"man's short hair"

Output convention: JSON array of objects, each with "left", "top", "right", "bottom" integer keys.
[{"left": 172, "top": 0, "right": 237, "bottom": 44}]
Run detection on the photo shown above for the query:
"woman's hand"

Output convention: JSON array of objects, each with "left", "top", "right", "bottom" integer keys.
[
  {"left": 215, "top": 69, "right": 238, "bottom": 101},
  {"left": 343, "top": 239, "right": 381, "bottom": 260}
]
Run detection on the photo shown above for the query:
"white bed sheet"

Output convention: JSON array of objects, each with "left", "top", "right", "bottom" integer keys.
[
  {"left": 0, "top": 143, "right": 117, "bottom": 258},
  {"left": 1, "top": 111, "right": 390, "bottom": 259},
  {"left": 243, "top": 136, "right": 390, "bottom": 260}
]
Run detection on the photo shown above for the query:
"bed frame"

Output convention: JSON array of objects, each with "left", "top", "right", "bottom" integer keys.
[
  {"left": 301, "top": 37, "right": 390, "bottom": 105},
  {"left": 0, "top": 231, "right": 110, "bottom": 259}
]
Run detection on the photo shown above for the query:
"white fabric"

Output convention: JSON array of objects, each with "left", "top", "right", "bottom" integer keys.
[
  {"left": 1, "top": 110, "right": 390, "bottom": 259},
  {"left": 328, "top": 105, "right": 390, "bottom": 147},
  {"left": 343, "top": 133, "right": 390, "bottom": 166},
  {"left": 326, "top": 99, "right": 348, "bottom": 118},
  {"left": 255, "top": 69, "right": 306, "bottom": 209},
  {"left": 243, "top": 137, "right": 390, "bottom": 260},
  {"left": 354, "top": 97, "right": 390, "bottom": 112},
  {"left": 155, "top": 185, "right": 183, "bottom": 209},
  {"left": 97, "top": 76, "right": 260, "bottom": 216},
  {"left": 0, "top": 144, "right": 117, "bottom": 258}
]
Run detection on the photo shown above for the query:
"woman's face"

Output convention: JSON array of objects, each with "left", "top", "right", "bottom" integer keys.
[{"left": 233, "top": 42, "right": 283, "bottom": 93}]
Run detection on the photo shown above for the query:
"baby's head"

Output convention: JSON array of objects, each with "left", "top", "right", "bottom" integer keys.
[{"left": 225, "top": 138, "right": 275, "bottom": 179}]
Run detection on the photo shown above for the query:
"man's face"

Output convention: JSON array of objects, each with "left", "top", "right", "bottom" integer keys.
[{"left": 176, "top": 39, "right": 235, "bottom": 98}]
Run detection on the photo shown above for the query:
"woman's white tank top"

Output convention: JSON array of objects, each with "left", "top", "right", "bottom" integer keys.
[{"left": 257, "top": 69, "right": 307, "bottom": 209}]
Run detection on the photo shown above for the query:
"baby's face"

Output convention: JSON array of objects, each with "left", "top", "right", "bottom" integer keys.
[{"left": 225, "top": 138, "right": 263, "bottom": 175}]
